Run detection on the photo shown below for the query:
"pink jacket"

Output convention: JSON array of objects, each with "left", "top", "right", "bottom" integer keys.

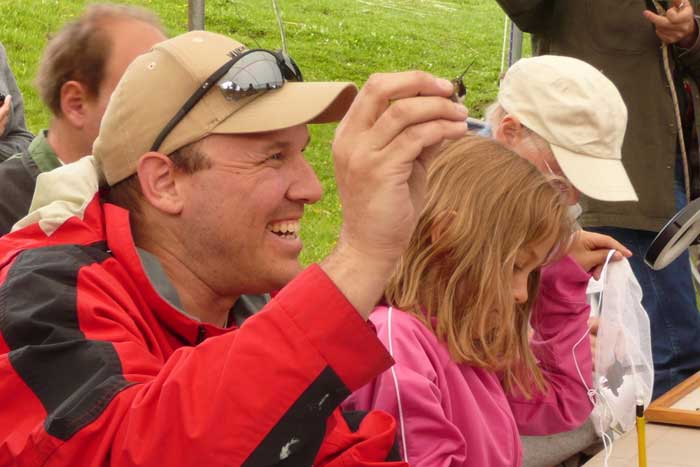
[{"left": 343, "top": 255, "right": 594, "bottom": 466}]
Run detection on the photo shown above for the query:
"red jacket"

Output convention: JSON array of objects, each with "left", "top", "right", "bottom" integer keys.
[{"left": 0, "top": 196, "right": 403, "bottom": 466}]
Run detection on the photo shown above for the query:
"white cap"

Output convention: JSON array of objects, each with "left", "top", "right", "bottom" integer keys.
[{"left": 499, "top": 55, "right": 638, "bottom": 202}]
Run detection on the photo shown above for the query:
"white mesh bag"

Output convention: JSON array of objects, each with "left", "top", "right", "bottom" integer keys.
[{"left": 587, "top": 255, "right": 654, "bottom": 437}]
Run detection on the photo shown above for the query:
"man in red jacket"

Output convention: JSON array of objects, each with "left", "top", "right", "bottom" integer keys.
[{"left": 0, "top": 31, "right": 467, "bottom": 465}]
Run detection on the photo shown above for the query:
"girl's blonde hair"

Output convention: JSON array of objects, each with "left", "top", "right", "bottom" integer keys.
[{"left": 385, "top": 135, "right": 573, "bottom": 396}]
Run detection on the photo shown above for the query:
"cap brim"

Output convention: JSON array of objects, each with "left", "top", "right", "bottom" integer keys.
[
  {"left": 211, "top": 81, "right": 358, "bottom": 134},
  {"left": 551, "top": 144, "right": 638, "bottom": 202}
]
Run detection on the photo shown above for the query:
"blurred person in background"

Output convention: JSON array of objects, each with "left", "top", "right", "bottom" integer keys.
[
  {"left": 0, "top": 3, "right": 166, "bottom": 235},
  {"left": 0, "top": 42, "right": 33, "bottom": 160}
]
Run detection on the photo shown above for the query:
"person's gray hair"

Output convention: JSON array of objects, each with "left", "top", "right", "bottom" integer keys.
[{"left": 485, "top": 102, "right": 552, "bottom": 155}]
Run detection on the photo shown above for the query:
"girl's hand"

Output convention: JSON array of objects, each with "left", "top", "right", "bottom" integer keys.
[
  {"left": 567, "top": 231, "right": 632, "bottom": 279},
  {"left": 589, "top": 316, "right": 599, "bottom": 370}
]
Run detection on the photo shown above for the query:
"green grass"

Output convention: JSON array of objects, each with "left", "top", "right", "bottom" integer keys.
[{"left": 1, "top": 0, "right": 514, "bottom": 264}]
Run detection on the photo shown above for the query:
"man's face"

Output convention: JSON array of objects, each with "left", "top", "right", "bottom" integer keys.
[
  {"left": 177, "top": 124, "right": 323, "bottom": 296},
  {"left": 83, "top": 19, "right": 166, "bottom": 149},
  {"left": 494, "top": 117, "right": 581, "bottom": 204}
]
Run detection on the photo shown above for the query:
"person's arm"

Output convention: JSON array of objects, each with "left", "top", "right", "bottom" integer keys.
[
  {"left": 344, "top": 314, "right": 468, "bottom": 467},
  {"left": 322, "top": 71, "right": 468, "bottom": 318},
  {"left": 1, "top": 256, "right": 394, "bottom": 466},
  {"left": 494, "top": 0, "right": 554, "bottom": 34},
  {"left": 0, "top": 43, "right": 33, "bottom": 160},
  {"left": 507, "top": 255, "right": 594, "bottom": 436},
  {"left": 641, "top": 0, "right": 700, "bottom": 80}
]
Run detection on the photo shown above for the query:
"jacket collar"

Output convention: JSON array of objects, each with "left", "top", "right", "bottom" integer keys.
[
  {"left": 28, "top": 130, "right": 62, "bottom": 174},
  {"left": 103, "top": 203, "right": 208, "bottom": 344}
]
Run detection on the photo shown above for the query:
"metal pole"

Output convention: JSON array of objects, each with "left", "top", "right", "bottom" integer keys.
[
  {"left": 188, "top": 0, "right": 205, "bottom": 31},
  {"left": 508, "top": 22, "right": 523, "bottom": 67}
]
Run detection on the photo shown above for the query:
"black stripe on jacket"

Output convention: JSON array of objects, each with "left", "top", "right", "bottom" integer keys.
[
  {"left": 0, "top": 242, "right": 133, "bottom": 440},
  {"left": 242, "top": 366, "right": 350, "bottom": 466}
]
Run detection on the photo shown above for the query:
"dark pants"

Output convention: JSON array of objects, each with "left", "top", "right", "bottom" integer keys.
[{"left": 590, "top": 157, "right": 700, "bottom": 399}]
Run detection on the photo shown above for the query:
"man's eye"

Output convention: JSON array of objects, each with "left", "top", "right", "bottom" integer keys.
[{"left": 268, "top": 153, "right": 283, "bottom": 161}]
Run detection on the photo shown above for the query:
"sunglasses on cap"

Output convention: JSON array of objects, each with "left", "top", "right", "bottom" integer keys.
[{"left": 151, "top": 48, "right": 303, "bottom": 152}]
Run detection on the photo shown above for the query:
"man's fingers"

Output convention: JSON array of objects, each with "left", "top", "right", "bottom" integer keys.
[
  {"left": 0, "top": 95, "right": 11, "bottom": 118},
  {"left": 368, "top": 96, "right": 468, "bottom": 151},
  {"left": 380, "top": 119, "right": 468, "bottom": 166},
  {"left": 666, "top": 6, "right": 693, "bottom": 24},
  {"left": 341, "top": 71, "right": 455, "bottom": 134},
  {"left": 643, "top": 9, "right": 669, "bottom": 27}
]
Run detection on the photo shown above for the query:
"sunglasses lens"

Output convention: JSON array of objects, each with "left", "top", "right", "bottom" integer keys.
[
  {"left": 218, "top": 52, "right": 285, "bottom": 100},
  {"left": 278, "top": 52, "right": 303, "bottom": 82}
]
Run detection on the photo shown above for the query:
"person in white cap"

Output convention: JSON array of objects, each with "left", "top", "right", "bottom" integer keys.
[
  {"left": 486, "top": 55, "right": 639, "bottom": 466},
  {"left": 495, "top": 0, "right": 700, "bottom": 404},
  {"left": 0, "top": 31, "right": 468, "bottom": 466},
  {"left": 489, "top": 51, "right": 700, "bottom": 402},
  {"left": 489, "top": 55, "right": 637, "bottom": 204}
]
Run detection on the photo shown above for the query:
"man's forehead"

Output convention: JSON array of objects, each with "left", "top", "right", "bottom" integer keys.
[{"left": 203, "top": 125, "right": 311, "bottom": 150}]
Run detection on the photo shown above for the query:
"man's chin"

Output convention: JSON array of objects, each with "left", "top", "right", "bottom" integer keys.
[{"left": 269, "top": 261, "right": 305, "bottom": 290}]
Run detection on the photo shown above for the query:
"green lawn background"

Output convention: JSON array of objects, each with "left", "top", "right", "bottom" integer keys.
[{"left": 1, "top": 0, "right": 519, "bottom": 264}]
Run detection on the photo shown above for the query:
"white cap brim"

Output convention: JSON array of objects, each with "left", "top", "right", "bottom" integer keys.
[{"left": 551, "top": 144, "right": 638, "bottom": 202}]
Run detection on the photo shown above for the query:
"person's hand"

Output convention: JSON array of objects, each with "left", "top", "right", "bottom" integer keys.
[
  {"left": 643, "top": 0, "right": 698, "bottom": 48},
  {"left": 589, "top": 316, "right": 599, "bottom": 370},
  {"left": 567, "top": 230, "right": 632, "bottom": 279},
  {"left": 0, "top": 94, "right": 11, "bottom": 136},
  {"left": 322, "top": 71, "right": 468, "bottom": 317}
]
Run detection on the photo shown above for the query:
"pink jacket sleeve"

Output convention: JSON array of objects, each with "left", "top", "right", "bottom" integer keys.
[
  {"left": 508, "top": 254, "right": 594, "bottom": 435},
  {"left": 344, "top": 314, "right": 467, "bottom": 467}
]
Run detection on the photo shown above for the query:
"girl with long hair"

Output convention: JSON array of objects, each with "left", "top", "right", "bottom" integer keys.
[{"left": 344, "top": 135, "right": 596, "bottom": 466}]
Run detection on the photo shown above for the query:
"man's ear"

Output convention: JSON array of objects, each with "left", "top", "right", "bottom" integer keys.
[
  {"left": 430, "top": 210, "right": 457, "bottom": 245},
  {"left": 59, "top": 80, "right": 91, "bottom": 129},
  {"left": 137, "top": 152, "right": 186, "bottom": 215},
  {"left": 494, "top": 114, "right": 525, "bottom": 149}
]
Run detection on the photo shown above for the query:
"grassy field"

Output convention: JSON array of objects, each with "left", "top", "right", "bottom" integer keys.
[{"left": 1, "top": 0, "right": 515, "bottom": 264}]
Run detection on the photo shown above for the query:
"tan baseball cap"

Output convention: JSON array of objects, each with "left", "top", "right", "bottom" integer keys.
[
  {"left": 498, "top": 55, "right": 638, "bottom": 202},
  {"left": 94, "top": 30, "right": 358, "bottom": 186}
]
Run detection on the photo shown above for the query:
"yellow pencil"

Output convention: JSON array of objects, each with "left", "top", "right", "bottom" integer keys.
[{"left": 636, "top": 402, "right": 647, "bottom": 467}]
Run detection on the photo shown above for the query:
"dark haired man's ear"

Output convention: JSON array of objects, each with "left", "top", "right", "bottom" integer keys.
[
  {"left": 137, "top": 152, "right": 185, "bottom": 216},
  {"left": 59, "top": 80, "right": 91, "bottom": 129},
  {"left": 430, "top": 210, "right": 457, "bottom": 245}
]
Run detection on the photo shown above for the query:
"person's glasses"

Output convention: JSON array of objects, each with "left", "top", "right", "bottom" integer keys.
[{"left": 151, "top": 48, "right": 303, "bottom": 152}]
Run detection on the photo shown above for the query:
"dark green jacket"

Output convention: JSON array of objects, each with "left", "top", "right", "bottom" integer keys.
[
  {"left": 497, "top": 0, "right": 700, "bottom": 231},
  {"left": 0, "top": 130, "right": 61, "bottom": 235}
]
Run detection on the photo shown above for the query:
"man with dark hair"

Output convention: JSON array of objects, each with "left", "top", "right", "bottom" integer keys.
[
  {"left": 0, "top": 4, "right": 166, "bottom": 235},
  {"left": 0, "top": 30, "right": 468, "bottom": 465},
  {"left": 0, "top": 42, "right": 33, "bottom": 160}
]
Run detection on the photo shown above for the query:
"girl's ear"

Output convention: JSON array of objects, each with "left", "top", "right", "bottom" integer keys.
[{"left": 430, "top": 210, "right": 457, "bottom": 245}]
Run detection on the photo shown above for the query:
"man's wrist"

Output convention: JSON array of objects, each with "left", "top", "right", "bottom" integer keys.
[{"left": 319, "top": 241, "right": 397, "bottom": 320}]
